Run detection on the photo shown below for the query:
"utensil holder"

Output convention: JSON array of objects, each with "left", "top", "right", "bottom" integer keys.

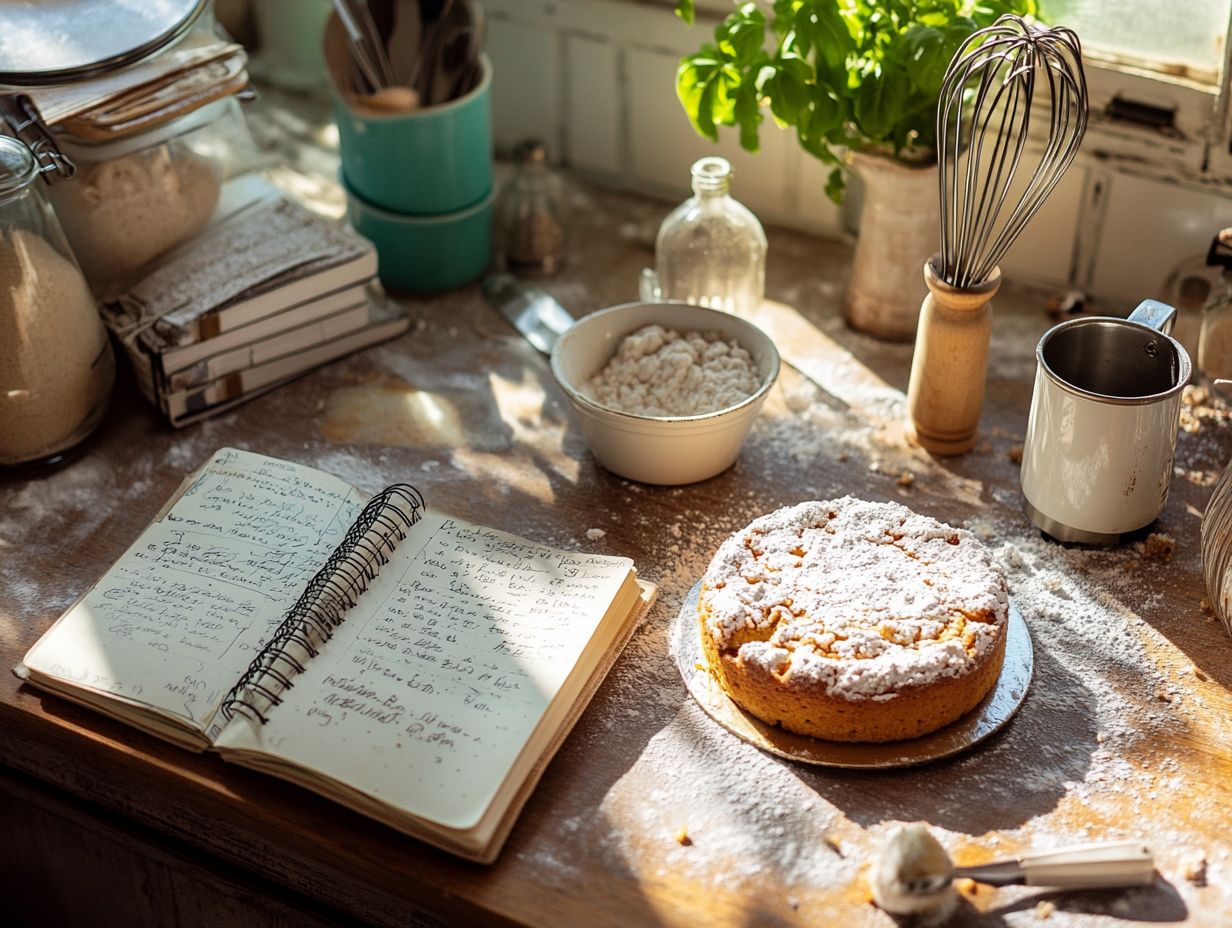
[
  {"left": 342, "top": 177, "right": 492, "bottom": 293},
  {"left": 905, "top": 257, "right": 1000, "bottom": 455},
  {"left": 325, "top": 13, "right": 493, "bottom": 216}
]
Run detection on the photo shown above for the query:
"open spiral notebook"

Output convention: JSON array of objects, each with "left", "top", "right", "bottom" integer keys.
[{"left": 15, "top": 448, "right": 655, "bottom": 863}]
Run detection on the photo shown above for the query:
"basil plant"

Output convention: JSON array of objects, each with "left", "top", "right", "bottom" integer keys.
[{"left": 674, "top": 1, "right": 1038, "bottom": 202}]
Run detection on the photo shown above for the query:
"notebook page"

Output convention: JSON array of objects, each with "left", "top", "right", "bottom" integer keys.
[
  {"left": 216, "top": 510, "right": 634, "bottom": 829},
  {"left": 21, "top": 448, "right": 366, "bottom": 733}
]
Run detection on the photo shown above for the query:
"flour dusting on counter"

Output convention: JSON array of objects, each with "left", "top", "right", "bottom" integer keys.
[{"left": 509, "top": 349, "right": 1232, "bottom": 918}]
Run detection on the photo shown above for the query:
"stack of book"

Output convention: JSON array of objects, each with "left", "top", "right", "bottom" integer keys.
[{"left": 102, "top": 186, "right": 408, "bottom": 426}]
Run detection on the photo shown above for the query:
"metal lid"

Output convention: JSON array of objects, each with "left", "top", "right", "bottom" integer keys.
[
  {"left": 0, "top": 0, "right": 207, "bottom": 85},
  {"left": 0, "top": 134, "right": 37, "bottom": 198}
]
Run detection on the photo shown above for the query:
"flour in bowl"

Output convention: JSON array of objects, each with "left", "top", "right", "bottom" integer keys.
[{"left": 586, "top": 324, "right": 761, "bottom": 417}]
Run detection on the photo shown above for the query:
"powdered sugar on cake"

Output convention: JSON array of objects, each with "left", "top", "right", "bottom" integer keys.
[
  {"left": 586, "top": 324, "right": 761, "bottom": 417},
  {"left": 700, "top": 497, "right": 1008, "bottom": 700}
]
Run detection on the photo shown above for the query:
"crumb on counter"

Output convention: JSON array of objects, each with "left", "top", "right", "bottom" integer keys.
[
  {"left": 1035, "top": 899, "right": 1056, "bottom": 920},
  {"left": 1180, "top": 383, "right": 1232, "bottom": 434},
  {"left": 1008, "top": 445, "right": 1024, "bottom": 464},
  {"left": 674, "top": 826, "right": 692, "bottom": 847},
  {"left": 896, "top": 470, "right": 915, "bottom": 488},
  {"left": 1140, "top": 533, "right": 1176, "bottom": 561},
  {"left": 1180, "top": 849, "right": 1208, "bottom": 886},
  {"left": 953, "top": 877, "right": 977, "bottom": 896}
]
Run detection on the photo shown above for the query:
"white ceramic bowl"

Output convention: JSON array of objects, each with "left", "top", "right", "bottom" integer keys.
[{"left": 550, "top": 302, "right": 780, "bottom": 485}]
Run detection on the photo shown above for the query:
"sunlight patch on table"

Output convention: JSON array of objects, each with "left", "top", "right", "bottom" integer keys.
[
  {"left": 322, "top": 375, "right": 468, "bottom": 447},
  {"left": 451, "top": 448, "right": 564, "bottom": 505},
  {"left": 748, "top": 299, "right": 905, "bottom": 419},
  {"left": 747, "top": 300, "right": 986, "bottom": 508}
]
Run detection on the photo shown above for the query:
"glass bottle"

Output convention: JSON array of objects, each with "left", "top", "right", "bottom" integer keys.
[
  {"left": 0, "top": 135, "right": 114, "bottom": 470},
  {"left": 493, "top": 138, "right": 566, "bottom": 277},
  {"left": 1199, "top": 227, "right": 1232, "bottom": 380},
  {"left": 654, "top": 156, "right": 767, "bottom": 316}
]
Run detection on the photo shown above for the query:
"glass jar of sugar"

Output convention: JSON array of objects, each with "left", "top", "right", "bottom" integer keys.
[
  {"left": 0, "top": 136, "right": 115, "bottom": 470},
  {"left": 0, "top": 0, "right": 257, "bottom": 295}
]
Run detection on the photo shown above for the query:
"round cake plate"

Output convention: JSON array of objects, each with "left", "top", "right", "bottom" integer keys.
[{"left": 669, "top": 582, "right": 1033, "bottom": 769}]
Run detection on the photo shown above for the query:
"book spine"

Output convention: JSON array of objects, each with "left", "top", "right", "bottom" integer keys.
[{"left": 216, "top": 484, "right": 425, "bottom": 730}]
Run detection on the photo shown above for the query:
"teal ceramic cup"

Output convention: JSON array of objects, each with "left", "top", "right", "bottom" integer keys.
[
  {"left": 343, "top": 176, "right": 493, "bottom": 293},
  {"left": 334, "top": 55, "right": 493, "bottom": 215}
]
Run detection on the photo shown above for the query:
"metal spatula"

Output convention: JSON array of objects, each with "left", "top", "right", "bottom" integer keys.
[{"left": 481, "top": 274, "right": 575, "bottom": 355}]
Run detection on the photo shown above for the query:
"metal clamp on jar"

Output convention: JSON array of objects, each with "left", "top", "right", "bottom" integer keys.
[{"left": 0, "top": 0, "right": 256, "bottom": 295}]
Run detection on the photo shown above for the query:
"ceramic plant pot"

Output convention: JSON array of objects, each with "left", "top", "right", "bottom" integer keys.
[{"left": 843, "top": 152, "right": 939, "bottom": 342}]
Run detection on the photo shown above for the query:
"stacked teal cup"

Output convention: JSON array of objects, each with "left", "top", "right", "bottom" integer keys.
[{"left": 333, "top": 53, "right": 494, "bottom": 293}]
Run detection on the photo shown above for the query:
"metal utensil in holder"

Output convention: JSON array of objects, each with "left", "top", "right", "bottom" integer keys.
[{"left": 905, "top": 15, "right": 1089, "bottom": 455}]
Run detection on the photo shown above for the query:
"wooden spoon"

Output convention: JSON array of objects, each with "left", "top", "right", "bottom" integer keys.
[
  {"left": 385, "top": 0, "right": 422, "bottom": 87},
  {"left": 414, "top": 0, "right": 455, "bottom": 102}
]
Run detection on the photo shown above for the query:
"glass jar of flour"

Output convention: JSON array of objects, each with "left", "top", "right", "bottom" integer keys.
[
  {"left": 48, "top": 97, "right": 254, "bottom": 294},
  {"left": 651, "top": 157, "right": 767, "bottom": 316},
  {"left": 0, "top": 0, "right": 256, "bottom": 295},
  {"left": 0, "top": 136, "right": 114, "bottom": 469}
]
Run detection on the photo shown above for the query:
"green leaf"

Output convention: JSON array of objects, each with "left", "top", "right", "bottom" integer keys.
[
  {"left": 675, "top": 0, "right": 696, "bottom": 26},
  {"left": 803, "top": 84, "right": 845, "bottom": 137},
  {"left": 762, "top": 55, "right": 813, "bottom": 126},
  {"left": 897, "top": 22, "right": 973, "bottom": 97},
  {"left": 853, "top": 62, "right": 910, "bottom": 140},
  {"left": 970, "top": 0, "right": 1038, "bottom": 27},
  {"left": 824, "top": 167, "right": 846, "bottom": 204},
  {"left": 734, "top": 81, "right": 763, "bottom": 151},
  {"left": 716, "top": 5, "right": 768, "bottom": 66},
  {"left": 771, "top": 0, "right": 798, "bottom": 41},
  {"left": 677, "top": 51, "right": 732, "bottom": 141},
  {"left": 791, "top": 0, "right": 852, "bottom": 78},
  {"left": 795, "top": 86, "right": 844, "bottom": 161}
]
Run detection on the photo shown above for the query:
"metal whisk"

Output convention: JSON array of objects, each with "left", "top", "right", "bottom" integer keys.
[{"left": 937, "top": 15, "right": 1088, "bottom": 289}]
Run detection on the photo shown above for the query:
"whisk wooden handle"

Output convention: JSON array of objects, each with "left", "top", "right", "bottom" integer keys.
[{"left": 905, "top": 258, "right": 1001, "bottom": 455}]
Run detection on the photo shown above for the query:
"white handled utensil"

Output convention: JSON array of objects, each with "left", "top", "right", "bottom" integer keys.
[
  {"left": 908, "top": 840, "right": 1156, "bottom": 895},
  {"left": 872, "top": 824, "right": 1155, "bottom": 918}
]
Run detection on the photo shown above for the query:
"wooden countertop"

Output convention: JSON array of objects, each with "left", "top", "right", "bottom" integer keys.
[{"left": 2, "top": 91, "right": 1231, "bottom": 928}]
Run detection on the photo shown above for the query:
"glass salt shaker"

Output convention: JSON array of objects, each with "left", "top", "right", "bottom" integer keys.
[
  {"left": 1199, "top": 227, "right": 1232, "bottom": 380},
  {"left": 652, "top": 156, "right": 766, "bottom": 316},
  {"left": 494, "top": 138, "right": 566, "bottom": 277},
  {"left": 0, "top": 135, "right": 114, "bottom": 470}
]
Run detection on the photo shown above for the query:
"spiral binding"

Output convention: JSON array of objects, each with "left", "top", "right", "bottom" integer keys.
[{"left": 218, "top": 484, "right": 425, "bottom": 726}]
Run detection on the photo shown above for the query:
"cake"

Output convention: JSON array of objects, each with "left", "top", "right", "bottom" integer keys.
[{"left": 697, "top": 498, "right": 1009, "bottom": 742}]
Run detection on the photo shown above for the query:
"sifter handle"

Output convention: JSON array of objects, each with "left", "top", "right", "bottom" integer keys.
[{"left": 1127, "top": 299, "right": 1177, "bottom": 335}]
